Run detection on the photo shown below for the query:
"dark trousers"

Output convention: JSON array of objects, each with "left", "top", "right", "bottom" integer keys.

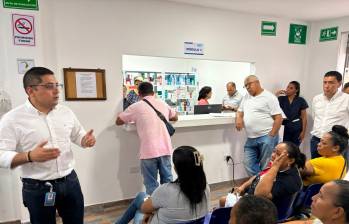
[
  {"left": 22, "top": 170, "right": 84, "bottom": 224},
  {"left": 283, "top": 129, "right": 301, "bottom": 146},
  {"left": 310, "top": 136, "right": 321, "bottom": 159}
]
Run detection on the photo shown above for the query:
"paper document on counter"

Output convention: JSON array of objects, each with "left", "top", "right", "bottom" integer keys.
[{"left": 209, "top": 113, "right": 235, "bottom": 117}]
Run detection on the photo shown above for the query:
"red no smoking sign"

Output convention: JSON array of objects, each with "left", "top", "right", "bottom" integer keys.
[{"left": 12, "top": 14, "right": 35, "bottom": 46}]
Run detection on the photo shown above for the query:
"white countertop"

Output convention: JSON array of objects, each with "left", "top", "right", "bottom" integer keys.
[{"left": 123, "top": 113, "right": 236, "bottom": 131}]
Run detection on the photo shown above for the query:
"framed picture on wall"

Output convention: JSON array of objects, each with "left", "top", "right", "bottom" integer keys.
[{"left": 63, "top": 68, "right": 107, "bottom": 101}]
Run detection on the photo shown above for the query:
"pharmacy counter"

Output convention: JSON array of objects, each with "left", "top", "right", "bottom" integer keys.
[
  {"left": 123, "top": 113, "right": 236, "bottom": 131},
  {"left": 119, "top": 111, "right": 247, "bottom": 188}
]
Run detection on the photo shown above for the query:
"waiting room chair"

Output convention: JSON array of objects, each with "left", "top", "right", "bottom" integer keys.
[
  {"left": 207, "top": 207, "right": 232, "bottom": 224},
  {"left": 294, "top": 183, "right": 323, "bottom": 209},
  {"left": 274, "top": 192, "right": 298, "bottom": 222},
  {"left": 180, "top": 215, "right": 207, "bottom": 224},
  {"left": 292, "top": 183, "right": 323, "bottom": 218},
  {"left": 302, "top": 183, "right": 323, "bottom": 208}
]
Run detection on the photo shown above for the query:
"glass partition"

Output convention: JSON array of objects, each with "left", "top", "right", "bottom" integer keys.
[{"left": 122, "top": 55, "right": 255, "bottom": 115}]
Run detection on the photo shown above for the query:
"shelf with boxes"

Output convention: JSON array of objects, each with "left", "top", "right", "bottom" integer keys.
[{"left": 123, "top": 71, "right": 198, "bottom": 114}]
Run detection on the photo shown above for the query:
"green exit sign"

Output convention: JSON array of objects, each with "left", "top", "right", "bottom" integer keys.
[
  {"left": 3, "top": 0, "right": 38, "bottom": 10},
  {"left": 261, "top": 21, "right": 277, "bottom": 36},
  {"left": 320, "top": 27, "right": 338, "bottom": 42}
]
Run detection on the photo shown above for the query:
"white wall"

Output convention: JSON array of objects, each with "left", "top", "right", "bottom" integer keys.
[
  {"left": 297, "top": 17, "right": 349, "bottom": 162},
  {"left": 0, "top": 0, "right": 310, "bottom": 222},
  {"left": 304, "top": 16, "right": 349, "bottom": 102},
  {"left": 0, "top": 3, "right": 46, "bottom": 222}
]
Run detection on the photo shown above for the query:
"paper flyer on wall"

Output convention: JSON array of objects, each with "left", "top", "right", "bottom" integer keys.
[{"left": 75, "top": 72, "right": 97, "bottom": 98}]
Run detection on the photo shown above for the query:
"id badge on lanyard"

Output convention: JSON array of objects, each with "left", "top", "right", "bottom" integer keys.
[{"left": 44, "top": 182, "right": 56, "bottom": 206}]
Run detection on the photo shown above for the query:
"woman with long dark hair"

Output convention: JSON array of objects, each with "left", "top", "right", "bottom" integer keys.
[
  {"left": 115, "top": 146, "right": 210, "bottom": 224},
  {"left": 276, "top": 81, "right": 308, "bottom": 146},
  {"left": 197, "top": 86, "right": 212, "bottom": 105}
]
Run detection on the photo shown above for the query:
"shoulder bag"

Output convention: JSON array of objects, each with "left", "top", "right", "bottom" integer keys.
[{"left": 143, "top": 99, "right": 175, "bottom": 136}]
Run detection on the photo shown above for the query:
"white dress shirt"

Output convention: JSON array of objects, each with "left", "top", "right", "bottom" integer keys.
[
  {"left": 0, "top": 100, "right": 86, "bottom": 180},
  {"left": 311, "top": 91, "right": 349, "bottom": 138}
]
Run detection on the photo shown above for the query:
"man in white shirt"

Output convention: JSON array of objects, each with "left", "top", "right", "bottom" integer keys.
[
  {"left": 0, "top": 67, "right": 96, "bottom": 224},
  {"left": 236, "top": 75, "right": 283, "bottom": 176},
  {"left": 310, "top": 71, "right": 349, "bottom": 158},
  {"left": 222, "top": 81, "right": 243, "bottom": 112}
]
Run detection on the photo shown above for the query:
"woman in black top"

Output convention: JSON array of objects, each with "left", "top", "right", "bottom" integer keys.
[
  {"left": 220, "top": 142, "right": 306, "bottom": 208},
  {"left": 276, "top": 81, "right": 308, "bottom": 146}
]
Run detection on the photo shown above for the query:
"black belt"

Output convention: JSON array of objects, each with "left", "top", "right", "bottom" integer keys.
[
  {"left": 21, "top": 170, "right": 75, "bottom": 184},
  {"left": 312, "top": 136, "right": 321, "bottom": 141}
]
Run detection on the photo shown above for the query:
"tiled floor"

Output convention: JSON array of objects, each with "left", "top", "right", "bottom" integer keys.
[{"left": 56, "top": 180, "right": 238, "bottom": 224}]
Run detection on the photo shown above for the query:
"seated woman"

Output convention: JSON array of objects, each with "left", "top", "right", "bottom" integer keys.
[
  {"left": 220, "top": 141, "right": 306, "bottom": 208},
  {"left": 197, "top": 86, "right": 212, "bottom": 105},
  {"left": 301, "top": 125, "right": 348, "bottom": 186},
  {"left": 115, "top": 146, "right": 210, "bottom": 224},
  {"left": 285, "top": 180, "right": 349, "bottom": 224}
]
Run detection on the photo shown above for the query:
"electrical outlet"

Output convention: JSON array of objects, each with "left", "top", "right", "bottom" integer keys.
[{"left": 224, "top": 155, "right": 234, "bottom": 165}]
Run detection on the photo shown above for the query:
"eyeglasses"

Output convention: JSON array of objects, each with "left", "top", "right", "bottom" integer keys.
[
  {"left": 30, "top": 83, "right": 64, "bottom": 90},
  {"left": 244, "top": 81, "right": 257, "bottom": 88}
]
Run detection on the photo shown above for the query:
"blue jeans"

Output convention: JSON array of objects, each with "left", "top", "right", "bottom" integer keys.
[
  {"left": 115, "top": 192, "right": 146, "bottom": 224},
  {"left": 244, "top": 134, "right": 279, "bottom": 176},
  {"left": 22, "top": 170, "right": 84, "bottom": 224},
  {"left": 310, "top": 136, "right": 321, "bottom": 159},
  {"left": 141, "top": 155, "right": 172, "bottom": 195}
]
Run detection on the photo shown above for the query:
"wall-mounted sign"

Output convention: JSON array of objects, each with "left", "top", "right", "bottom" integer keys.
[
  {"left": 320, "top": 27, "right": 338, "bottom": 42},
  {"left": 184, "top": 42, "right": 204, "bottom": 55},
  {"left": 288, "top": 24, "right": 307, "bottom": 45},
  {"left": 17, "top": 58, "right": 35, "bottom": 74},
  {"left": 3, "top": 0, "right": 38, "bottom": 10},
  {"left": 12, "top": 14, "right": 35, "bottom": 46},
  {"left": 261, "top": 21, "right": 277, "bottom": 36}
]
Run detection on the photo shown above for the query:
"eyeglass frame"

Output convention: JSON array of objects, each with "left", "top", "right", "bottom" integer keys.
[{"left": 29, "top": 83, "right": 64, "bottom": 90}]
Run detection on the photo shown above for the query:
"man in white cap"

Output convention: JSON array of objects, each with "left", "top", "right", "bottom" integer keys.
[{"left": 125, "top": 76, "right": 143, "bottom": 109}]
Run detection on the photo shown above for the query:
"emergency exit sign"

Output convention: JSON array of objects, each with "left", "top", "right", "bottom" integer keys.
[
  {"left": 261, "top": 21, "right": 277, "bottom": 36},
  {"left": 320, "top": 27, "right": 338, "bottom": 42},
  {"left": 3, "top": 0, "right": 38, "bottom": 10}
]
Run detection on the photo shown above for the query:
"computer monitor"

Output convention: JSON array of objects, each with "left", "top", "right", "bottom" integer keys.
[{"left": 194, "top": 104, "right": 222, "bottom": 114}]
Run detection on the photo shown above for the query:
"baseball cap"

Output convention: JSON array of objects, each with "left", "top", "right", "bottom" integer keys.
[{"left": 134, "top": 76, "right": 144, "bottom": 82}]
